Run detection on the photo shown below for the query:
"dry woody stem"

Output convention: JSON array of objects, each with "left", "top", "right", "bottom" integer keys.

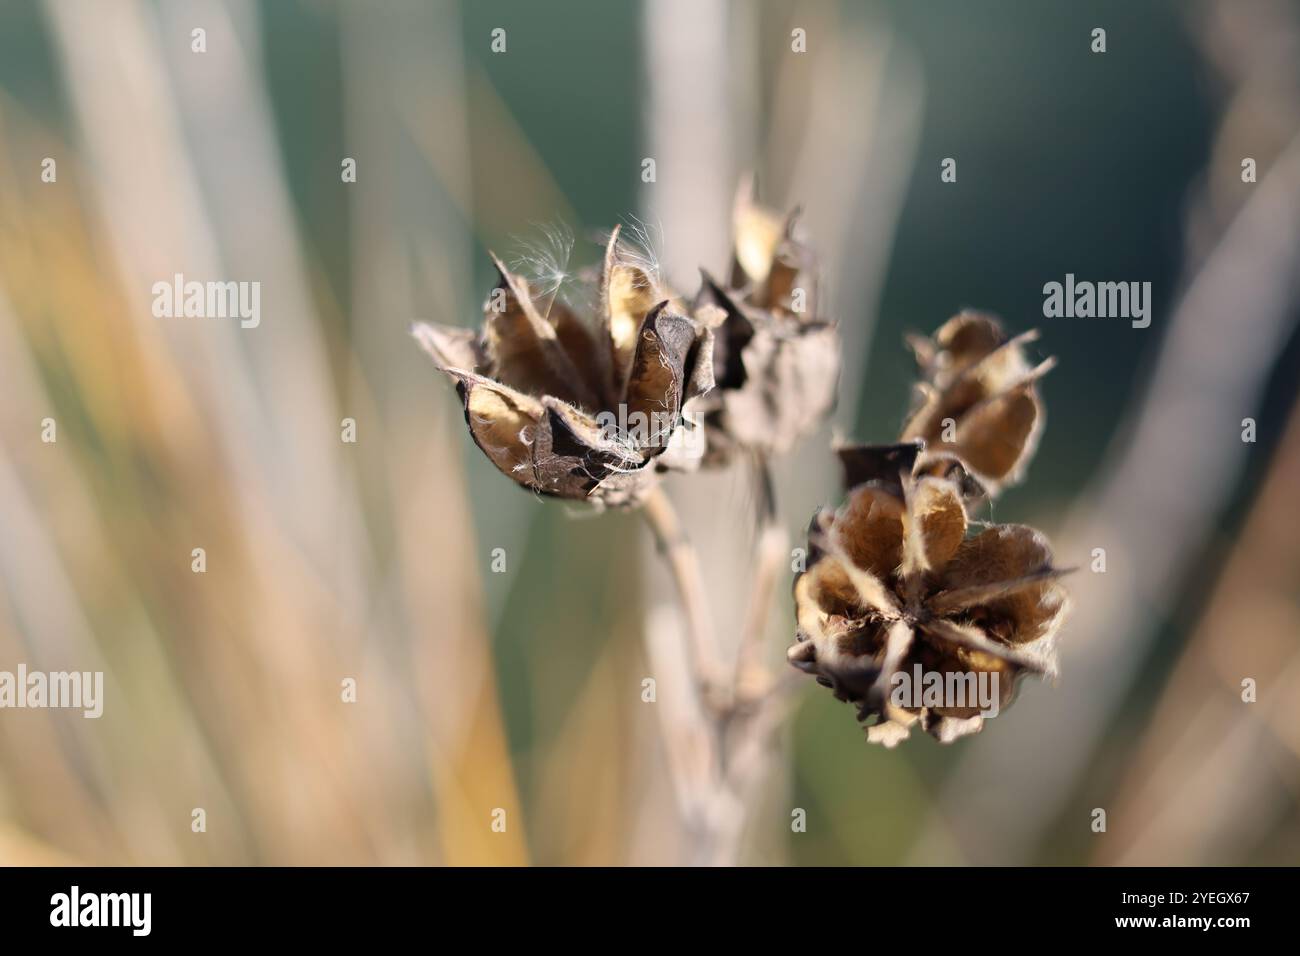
[
  {"left": 641, "top": 486, "right": 726, "bottom": 703},
  {"left": 734, "top": 453, "right": 787, "bottom": 697}
]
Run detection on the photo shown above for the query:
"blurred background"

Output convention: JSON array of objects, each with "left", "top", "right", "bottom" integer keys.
[{"left": 0, "top": 0, "right": 1297, "bottom": 865}]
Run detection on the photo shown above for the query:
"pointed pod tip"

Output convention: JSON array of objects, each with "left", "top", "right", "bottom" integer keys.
[
  {"left": 487, "top": 250, "right": 511, "bottom": 279},
  {"left": 604, "top": 224, "right": 623, "bottom": 255}
]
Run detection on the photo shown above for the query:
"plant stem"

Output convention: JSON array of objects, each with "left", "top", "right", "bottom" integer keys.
[
  {"left": 734, "top": 453, "right": 787, "bottom": 698},
  {"left": 642, "top": 473, "right": 801, "bottom": 865},
  {"left": 641, "top": 485, "right": 723, "bottom": 703}
]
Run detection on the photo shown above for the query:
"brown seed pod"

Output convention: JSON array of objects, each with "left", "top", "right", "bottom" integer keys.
[
  {"left": 789, "top": 473, "right": 1071, "bottom": 745},
  {"left": 413, "top": 227, "right": 714, "bottom": 507},
  {"left": 691, "top": 186, "right": 839, "bottom": 465},
  {"left": 901, "top": 311, "right": 1055, "bottom": 494}
]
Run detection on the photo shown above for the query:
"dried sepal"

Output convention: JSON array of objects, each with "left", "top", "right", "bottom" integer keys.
[
  {"left": 483, "top": 254, "right": 600, "bottom": 411},
  {"left": 602, "top": 225, "right": 682, "bottom": 400},
  {"left": 731, "top": 182, "right": 787, "bottom": 291},
  {"left": 836, "top": 441, "right": 922, "bottom": 491},
  {"left": 412, "top": 322, "right": 485, "bottom": 373},
  {"left": 454, "top": 371, "right": 546, "bottom": 483},
  {"left": 902, "top": 476, "right": 967, "bottom": 575},
  {"left": 835, "top": 440, "right": 988, "bottom": 507},
  {"left": 622, "top": 304, "right": 697, "bottom": 452},
  {"left": 832, "top": 483, "right": 906, "bottom": 584}
]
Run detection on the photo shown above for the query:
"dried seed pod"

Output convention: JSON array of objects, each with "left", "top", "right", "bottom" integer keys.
[
  {"left": 901, "top": 311, "right": 1055, "bottom": 494},
  {"left": 789, "top": 471, "right": 1071, "bottom": 746},
  {"left": 414, "top": 227, "right": 714, "bottom": 507},
  {"left": 691, "top": 186, "right": 839, "bottom": 465}
]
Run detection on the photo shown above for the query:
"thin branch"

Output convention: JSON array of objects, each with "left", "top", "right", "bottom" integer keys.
[
  {"left": 641, "top": 485, "right": 725, "bottom": 704},
  {"left": 733, "top": 453, "right": 788, "bottom": 698}
]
